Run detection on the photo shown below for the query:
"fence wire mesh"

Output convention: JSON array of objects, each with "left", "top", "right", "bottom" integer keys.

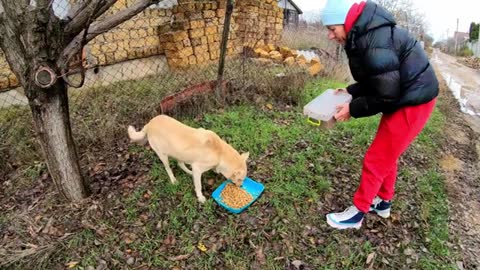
[{"left": 0, "top": 0, "right": 348, "bottom": 180}]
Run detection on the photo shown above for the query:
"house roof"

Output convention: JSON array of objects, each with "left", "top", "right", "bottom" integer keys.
[{"left": 277, "top": 0, "right": 303, "bottom": 14}]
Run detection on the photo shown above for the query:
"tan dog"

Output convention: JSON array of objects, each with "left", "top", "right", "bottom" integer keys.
[{"left": 128, "top": 115, "right": 249, "bottom": 203}]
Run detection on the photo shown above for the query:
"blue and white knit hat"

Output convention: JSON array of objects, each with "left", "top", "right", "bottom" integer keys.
[{"left": 320, "top": 0, "right": 358, "bottom": 26}]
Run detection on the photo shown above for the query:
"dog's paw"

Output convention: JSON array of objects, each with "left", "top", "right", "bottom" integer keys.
[{"left": 198, "top": 196, "right": 207, "bottom": 203}]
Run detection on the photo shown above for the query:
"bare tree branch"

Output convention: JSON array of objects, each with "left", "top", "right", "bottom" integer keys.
[
  {"left": 37, "top": 0, "right": 50, "bottom": 7},
  {"left": 58, "top": 0, "right": 161, "bottom": 69},
  {"left": 65, "top": 0, "right": 117, "bottom": 37},
  {"left": 65, "top": 0, "right": 106, "bottom": 36},
  {"left": 0, "top": 16, "right": 29, "bottom": 86},
  {"left": 67, "top": 0, "right": 93, "bottom": 20},
  {"left": 91, "top": 0, "right": 116, "bottom": 21}
]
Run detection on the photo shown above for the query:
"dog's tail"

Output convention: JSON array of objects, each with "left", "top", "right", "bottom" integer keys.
[{"left": 128, "top": 125, "right": 147, "bottom": 143}]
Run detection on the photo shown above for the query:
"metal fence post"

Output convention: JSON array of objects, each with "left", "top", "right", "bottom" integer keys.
[{"left": 216, "top": 0, "right": 234, "bottom": 103}]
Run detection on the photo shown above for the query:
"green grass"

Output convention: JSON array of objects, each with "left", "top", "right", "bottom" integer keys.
[
  {"left": 90, "top": 78, "right": 454, "bottom": 269},
  {"left": 2, "top": 76, "right": 457, "bottom": 269},
  {"left": 417, "top": 170, "right": 455, "bottom": 269}
]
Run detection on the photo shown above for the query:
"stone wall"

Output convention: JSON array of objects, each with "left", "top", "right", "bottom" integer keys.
[
  {"left": 86, "top": 0, "right": 173, "bottom": 66},
  {"left": 159, "top": 0, "right": 284, "bottom": 68},
  {"left": 0, "top": 52, "right": 19, "bottom": 90},
  {"left": 0, "top": 0, "right": 284, "bottom": 91}
]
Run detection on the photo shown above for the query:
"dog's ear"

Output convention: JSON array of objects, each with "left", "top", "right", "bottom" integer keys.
[{"left": 241, "top": 152, "right": 250, "bottom": 161}]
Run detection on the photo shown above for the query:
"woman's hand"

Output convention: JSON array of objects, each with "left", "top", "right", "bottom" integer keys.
[{"left": 334, "top": 103, "right": 351, "bottom": 122}]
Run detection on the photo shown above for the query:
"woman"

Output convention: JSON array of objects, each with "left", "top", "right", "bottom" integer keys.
[{"left": 320, "top": 0, "right": 439, "bottom": 229}]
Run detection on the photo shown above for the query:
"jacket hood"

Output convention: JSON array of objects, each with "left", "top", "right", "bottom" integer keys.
[{"left": 350, "top": 1, "right": 396, "bottom": 36}]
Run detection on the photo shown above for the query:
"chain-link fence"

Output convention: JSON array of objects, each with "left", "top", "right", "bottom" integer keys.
[
  {"left": 0, "top": 0, "right": 348, "bottom": 180},
  {"left": 468, "top": 40, "right": 480, "bottom": 57}
]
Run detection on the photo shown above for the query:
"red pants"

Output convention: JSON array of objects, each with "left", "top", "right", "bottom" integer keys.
[{"left": 353, "top": 98, "right": 437, "bottom": 213}]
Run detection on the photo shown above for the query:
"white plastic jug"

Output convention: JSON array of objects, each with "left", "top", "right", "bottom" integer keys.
[{"left": 303, "top": 89, "right": 352, "bottom": 125}]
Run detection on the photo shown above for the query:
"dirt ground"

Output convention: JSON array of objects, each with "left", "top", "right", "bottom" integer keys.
[{"left": 435, "top": 65, "right": 480, "bottom": 269}]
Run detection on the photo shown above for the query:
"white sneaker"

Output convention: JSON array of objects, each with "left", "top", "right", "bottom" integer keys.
[
  {"left": 369, "top": 196, "right": 391, "bottom": 218},
  {"left": 326, "top": 205, "right": 364, "bottom": 230}
]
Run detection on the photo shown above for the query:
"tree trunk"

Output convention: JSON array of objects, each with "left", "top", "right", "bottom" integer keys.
[
  {"left": 27, "top": 80, "right": 90, "bottom": 201},
  {"left": 0, "top": 0, "right": 161, "bottom": 202}
]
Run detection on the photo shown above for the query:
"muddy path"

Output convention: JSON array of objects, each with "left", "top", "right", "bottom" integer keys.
[{"left": 433, "top": 51, "right": 480, "bottom": 269}]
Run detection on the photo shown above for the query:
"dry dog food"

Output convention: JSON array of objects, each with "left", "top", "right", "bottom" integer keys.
[{"left": 220, "top": 183, "right": 253, "bottom": 209}]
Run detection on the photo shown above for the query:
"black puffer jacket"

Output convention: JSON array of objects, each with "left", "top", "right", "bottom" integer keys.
[{"left": 345, "top": 1, "right": 439, "bottom": 118}]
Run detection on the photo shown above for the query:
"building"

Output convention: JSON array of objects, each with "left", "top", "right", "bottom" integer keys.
[
  {"left": 277, "top": 0, "right": 303, "bottom": 27},
  {"left": 454, "top": 31, "right": 470, "bottom": 48}
]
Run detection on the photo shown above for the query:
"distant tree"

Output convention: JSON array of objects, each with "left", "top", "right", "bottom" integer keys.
[
  {"left": 423, "top": 34, "right": 434, "bottom": 48},
  {"left": 433, "top": 41, "right": 444, "bottom": 49},
  {"left": 469, "top": 22, "right": 479, "bottom": 41},
  {"left": 375, "top": 0, "right": 428, "bottom": 40}
]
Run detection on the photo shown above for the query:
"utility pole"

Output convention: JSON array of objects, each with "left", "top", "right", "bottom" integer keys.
[{"left": 454, "top": 18, "right": 459, "bottom": 55}]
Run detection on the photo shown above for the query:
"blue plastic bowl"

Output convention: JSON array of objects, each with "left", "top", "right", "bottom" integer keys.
[{"left": 212, "top": 177, "right": 264, "bottom": 214}]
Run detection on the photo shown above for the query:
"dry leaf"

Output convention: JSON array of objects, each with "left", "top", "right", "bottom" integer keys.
[
  {"left": 125, "top": 238, "right": 134, "bottom": 244},
  {"left": 168, "top": 254, "right": 191, "bottom": 261},
  {"left": 403, "top": 248, "right": 414, "bottom": 256},
  {"left": 266, "top": 103, "right": 273, "bottom": 110},
  {"left": 255, "top": 247, "right": 267, "bottom": 265},
  {"left": 366, "top": 252, "right": 375, "bottom": 265},
  {"left": 197, "top": 242, "right": 207, "bottom": 252},
  {"left": 66, "top": 261, "right": 79, "bottom": 268},
  {"left": 291, "top": 260, "right": 306, "bottom": 269}
]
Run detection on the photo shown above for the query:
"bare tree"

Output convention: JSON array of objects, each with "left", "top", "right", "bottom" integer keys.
[
  {"left": 0, "top": 0, "right": 161, "bottom": 201},
  {"left": 375, "top": 0, "right": 427, "bottom": 39}
]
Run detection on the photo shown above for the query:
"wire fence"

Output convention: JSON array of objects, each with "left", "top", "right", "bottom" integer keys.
[
  {"left": 0, "top": 0, "right": 347, "bottom": 180},
  {"left": 468, "top": 40, "right": 480, "bottom": 57}
]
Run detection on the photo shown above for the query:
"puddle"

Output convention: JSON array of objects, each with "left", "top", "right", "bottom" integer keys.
[{"left": 442, "top": 72, "right": 480, "bottom": 117}]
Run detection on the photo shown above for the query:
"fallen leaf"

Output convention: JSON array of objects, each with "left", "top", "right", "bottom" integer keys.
[
  {"left": 163, "top": 234, "right": 176, "bottom": 246},
  {"left": 366, "top": 252, "right": 375, "bottom": 265},
  {"left": 156, "top": 220, "right": 163, "bottom": 231},
  {"left": 291, "top": 260, "right": 306, "bottom": 269},
  {"left": 197, "top": 242, "right": 208, "bottom": 252},
  {"left": 255, "top": 247, "right": 267, "bottom": 265},
  {"left": 66, "top": 261, "right": 79, "bottom": 268},
  {"left": 403, "top": 248, "right": 414, "bottom": 256},
  {"left": 124, "top": 239, "right": 133, "bottom": 245},
  {"left": 168, "top": 254, "right": 191, "bottom": 261},
  {"left": 93, "top": 162, "right": 106, "bottom": 173},
  {"left": 266, "top": 103, "right": 273, "bottom": 110}
]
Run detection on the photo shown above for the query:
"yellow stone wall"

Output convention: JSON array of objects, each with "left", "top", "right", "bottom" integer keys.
[
  {"left": 0, "top": 0, "right": 284, "bottom": 90},
  {"left": 0, "top": 52, "right": 19, "bottom": 90}
]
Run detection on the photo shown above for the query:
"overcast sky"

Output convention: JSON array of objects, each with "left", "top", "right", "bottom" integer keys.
[{"left": 294, "top": 0, "right": 480, "bottom": 41}]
